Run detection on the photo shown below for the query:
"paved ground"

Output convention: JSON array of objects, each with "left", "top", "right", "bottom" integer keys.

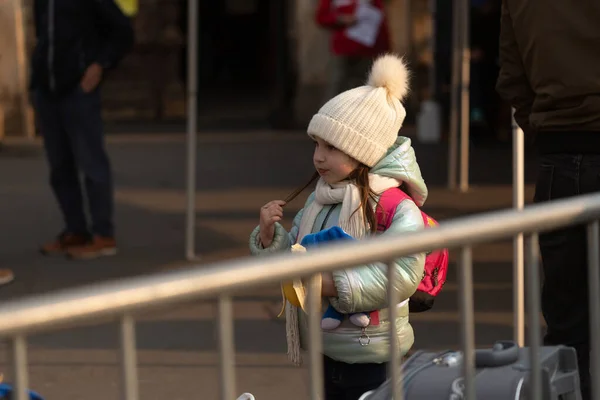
[{"left": 0, "top": 129, "right": 540, "bottom": 399}]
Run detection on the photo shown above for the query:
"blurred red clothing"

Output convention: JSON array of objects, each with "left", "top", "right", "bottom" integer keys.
[{"left": 315, "top": 0, "right": 391, "bottom": 57}]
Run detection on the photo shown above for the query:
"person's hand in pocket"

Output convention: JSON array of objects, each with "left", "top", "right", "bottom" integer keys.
[{"left": 80, "top": 63, "right": 103, "bottom": 93}]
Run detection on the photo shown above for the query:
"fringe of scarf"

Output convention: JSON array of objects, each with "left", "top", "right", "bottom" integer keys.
[{"left": 285, "top": 301, "right": 303, "bottom": 366}]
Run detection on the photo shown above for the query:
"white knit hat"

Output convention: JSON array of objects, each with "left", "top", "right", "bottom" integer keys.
[{"left": 307, "top": 54, "right": 410, "bottom": 167}]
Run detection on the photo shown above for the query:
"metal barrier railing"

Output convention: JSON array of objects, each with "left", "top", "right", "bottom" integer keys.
[{"left": 2, "top": 192, "right": 600, "bottom": 399}]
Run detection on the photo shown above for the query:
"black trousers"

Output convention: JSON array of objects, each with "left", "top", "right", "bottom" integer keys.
[
  {"left": 323, "top": 356, "right": 387, "bottom": 400},
  {"left": 34, "top": 87, "right": 114, "bottom": 237},
  {"left": 534, "top": 153, "right": 600, "bottom": 400}
]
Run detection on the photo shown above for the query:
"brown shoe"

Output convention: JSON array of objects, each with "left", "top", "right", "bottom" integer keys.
[
  {"left": 0, "top": 269, "right": 14, "bottom": 286},
  {"left": 40, "top": 233, "right": 89, "bottom": 256},
  {"left": 66, "top": 236, "right": 117, "bottom": 260}
]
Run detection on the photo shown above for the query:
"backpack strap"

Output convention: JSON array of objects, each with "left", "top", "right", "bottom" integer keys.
[
  {"left": 376, "top": 187, "right": 412, "bottom": 232},
  {"left": 371, "top": 187, "right": 414, "bottom": 325}
]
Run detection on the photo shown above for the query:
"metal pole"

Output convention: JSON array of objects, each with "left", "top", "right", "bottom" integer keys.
[
  {"left": 526, "top": 234, "right": 542, "bottom": 400},
  {"left": 387, "top": 260, "right": 403, "bottom": 400},
  {"left": 12, "top": 335, "right": 29, "bottom": 400},
  {"left": 458, "top": 0, "right": 470, "bottom": 193},
  {"left": 512, "top": 110, "right": 525, "bottom": 347},
  {"left": 120, "top": 314, "right": 139, "bottom": 400},
  {"left": 447, "top": 0, "right": 461, "bottom": 189},
  {"left": 459, "top": 246, "right": 476, "bottom": 400},
  {"left": 218, "top": 295, "right": 236, "bottom": 400},
  {"left": 307, "top": 274, "right": 324, "bottom": 400},
  {"left": 185, "top": 0, "right": 199, "bottom": 261},
  {"left": 13, "top": 0, "right": 35, "bottom": 139},
  {"left": 587, "top": 221, "right": 600, "bottom": 400}
]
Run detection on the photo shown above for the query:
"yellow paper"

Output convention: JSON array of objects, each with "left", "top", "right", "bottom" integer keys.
[
  {"left": 279, "top": 244, "right": 306, "bottom": 317},
  {"left": 277, "top": 243, "right": 322, "bottom": 317},
  {"left": 115, "top": 0, "right": 138, "bottom": 17}
]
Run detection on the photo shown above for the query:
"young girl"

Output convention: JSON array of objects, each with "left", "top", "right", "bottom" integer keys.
[{"left": 249, "top": 54, "right": 427, "bottom": 400}]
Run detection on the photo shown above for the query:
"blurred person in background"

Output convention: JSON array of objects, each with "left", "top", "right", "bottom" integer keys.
[
  {"left": 30, "top": 0, "right": 133, "bottom": 259},
  {"left": 315, "top": 0, "right": 391, "bottom": 100}
]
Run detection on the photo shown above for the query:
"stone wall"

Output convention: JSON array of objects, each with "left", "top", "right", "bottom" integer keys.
[
  {"left": 0, "top": 0, "right": 35, "bottom": 137},
  {"left": 0, "top": 1, "right": 21, "bottom": 107}
]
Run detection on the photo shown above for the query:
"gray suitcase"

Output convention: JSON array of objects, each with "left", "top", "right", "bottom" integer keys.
[{"left": 362, "top": 340, "right": 581, "bottom": 399}]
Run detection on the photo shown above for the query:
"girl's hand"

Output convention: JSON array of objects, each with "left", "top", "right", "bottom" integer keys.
[{"left": 259, "top": 200, "right": 286, "bottom": 247}]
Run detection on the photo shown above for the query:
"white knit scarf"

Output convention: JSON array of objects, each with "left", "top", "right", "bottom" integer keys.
[{"left": 285, "top": 173, "right": 400, "bottom": 366}]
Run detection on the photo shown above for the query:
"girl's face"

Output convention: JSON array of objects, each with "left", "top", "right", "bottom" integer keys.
[{"left": 311, "top": 136, "right": 359, "bottom": 184}]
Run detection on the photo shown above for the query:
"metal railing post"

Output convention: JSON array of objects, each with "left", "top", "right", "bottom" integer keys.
[
  {"left": 120, "top": 314, "right": 139, "bottom": 400},
  {"left": 458, "top": 246, "right": 476, "bottom": 399},
  {"left": 307, "top": 274, "right": 324, "bottom": 400},
  {"left": 512, "top": 110, "right": 525, "bottom": 347},
  {"left": 387, "top": 260, "right": 403, "bottom": 400},
  {"left": 587, "top": 221, "right": 600, "bottom": 400},
  {"left": 458, "top": 0, "right": 471, "bottom": 193},
  {"left": 218, "top": 295, "right": 236, "bottom": 400},
  {"left": 447, "top": 0, "right": 461, "bottom": 190},
  {"left": 526, "top": 234, "right": 542, "bottom": 400},
  {"left": 12, "top": 335, "right": 29, "bottom": 400},
  {"left": 185, "top": 0, "right": 199, "bottom": 261}
]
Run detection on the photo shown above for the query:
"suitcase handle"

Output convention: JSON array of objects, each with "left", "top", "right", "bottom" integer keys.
[{"left": 475, "top": 340, "right": 519, "bottom": 368}]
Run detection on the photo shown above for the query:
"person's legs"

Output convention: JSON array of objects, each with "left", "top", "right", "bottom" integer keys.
[
  {"left": 326, "top": 55, "right": 374, "bottom": 103},
  {"left": 345, "top": 56, "right": 372, "bottom": 90},
  {"left": 326, "top": 55, "right": 349, "bottom": 101},
  {"left": 34, "top": 90, "right": 90, "bottom": 254},
  {"left": 59, "top": 87, "right": 116, "bottom": 259},
  {"left": 534, "top": 153, "right": 600, "bottom": 400},
  {"left": 323, "top": 356, "right": 387, "bottom": 400},
  {"left": 61, "top": 87, "right": 114, "bottom": 238},
  {"left": 342, "top": 379, "right": 385, "bottom": 400},
  {"left": 324, "top": 356, "right": 345, "bottom": 400}
]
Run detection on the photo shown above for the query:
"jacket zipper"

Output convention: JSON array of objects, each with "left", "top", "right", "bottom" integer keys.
[{"left": 48, "top": 0, "right": 56, "bottom": 92}]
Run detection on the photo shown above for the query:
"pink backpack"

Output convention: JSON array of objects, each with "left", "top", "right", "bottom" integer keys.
[{"left": 375, "top": 187, "right": 449, "bottom": 313}]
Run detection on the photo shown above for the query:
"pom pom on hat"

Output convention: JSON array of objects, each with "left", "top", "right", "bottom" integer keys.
[
  {"left": 367, "top": 54, "right": 410, "bottom": 101},
  {"left": 307, "top": 54, "right": 411, "bottom": 167}
]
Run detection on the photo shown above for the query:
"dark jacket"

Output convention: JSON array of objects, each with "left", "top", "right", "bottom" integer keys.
[
  {"left": 31, "top": 0, "right": 134, "bottom": 97},
  {"left": 496, "top": 0, "right": 600, "bottom": 153}
]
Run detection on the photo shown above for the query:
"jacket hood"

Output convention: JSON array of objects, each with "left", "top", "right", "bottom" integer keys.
[{"left": 371, "top": 136, "right": 428, "bottom": 206}]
